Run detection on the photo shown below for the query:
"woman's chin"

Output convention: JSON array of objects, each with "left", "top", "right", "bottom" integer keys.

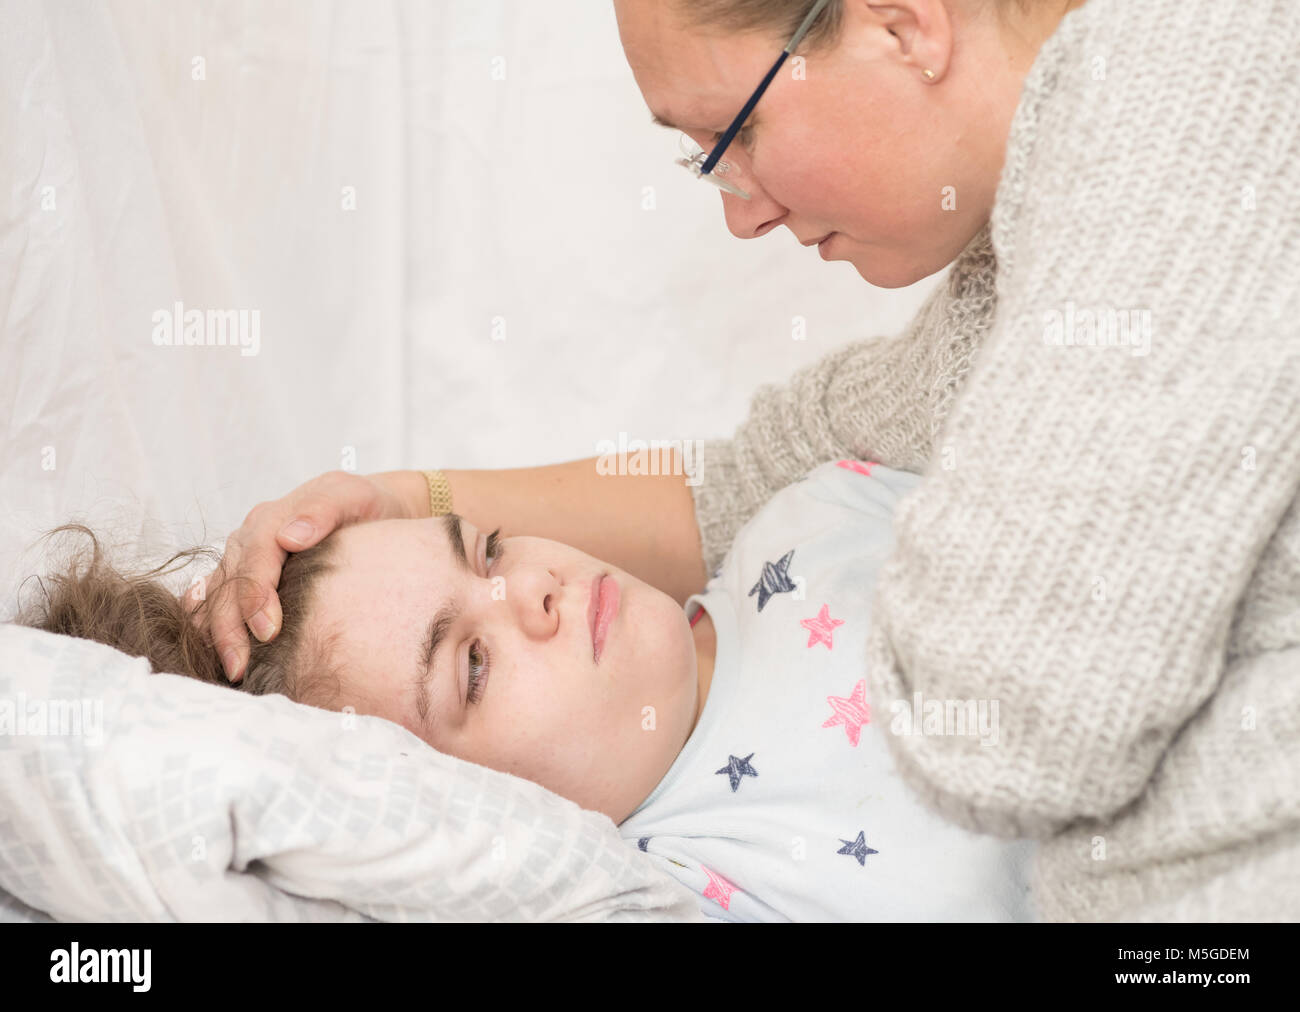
[{"left": 848, "top": 253, "right": 920, "bottom": 289}]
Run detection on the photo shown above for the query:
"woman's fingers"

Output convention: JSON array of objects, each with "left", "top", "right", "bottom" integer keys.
[
  {"left": 180, "top": 535, "right": 247, "bottom": 682},
  {"left": 233, "top": 530, "right": 288, "bottom": 643},
  {"left": 190, "top": 471, "right": 409, "bottom": 683},
  {"left": 205, "top": 553, "right": 255, "bottom": 683},
  {"left": 203, "top": 519, "right": 285, "bottom": 684}
]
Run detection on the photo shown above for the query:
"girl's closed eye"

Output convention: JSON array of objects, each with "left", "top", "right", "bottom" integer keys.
[
  {"left": 467, "top": 640, "right": 489, "bottom": 704},
  {"left": 466, "top": 527, "right": 505, "bottom": 705},
  {"left": 485, "top": 527, "right": 504, "bottom": 567}
]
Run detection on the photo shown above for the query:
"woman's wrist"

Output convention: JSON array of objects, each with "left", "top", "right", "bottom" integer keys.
[{"left": 373, "top": 469, "right": 435, "bottom": 519}]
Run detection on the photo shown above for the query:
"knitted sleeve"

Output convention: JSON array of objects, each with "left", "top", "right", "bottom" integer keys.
[
  {"left": 688, "top": 234, "right": 994, "bottom": 576},
  {"left": 864, "top": 0, "right": 1300, "bottom": 838}
]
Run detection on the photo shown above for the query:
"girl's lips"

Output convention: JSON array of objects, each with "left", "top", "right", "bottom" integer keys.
[
  {"left": 587, "top": 575, "right": 603, "bottom": 656},
  {"left": 590, "top": 575, "right": 620, "bottom": 663}
]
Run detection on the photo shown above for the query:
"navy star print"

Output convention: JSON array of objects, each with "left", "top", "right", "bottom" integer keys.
[
  {"left": 716, "top": 753, "right": 759, "bottom": 792},
  {"left": 748, "top": 549, "right": 796, "bottom": 612},
  {"left": 637, "top": 837, "right": 651, "bottom": 852},
  {"left": 838, "top": 830, "right": 880, "bottom": 866}
]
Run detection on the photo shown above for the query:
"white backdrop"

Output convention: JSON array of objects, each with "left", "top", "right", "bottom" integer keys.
[{"left": 0, "top": 0, "right": 942, "bottom": 595}]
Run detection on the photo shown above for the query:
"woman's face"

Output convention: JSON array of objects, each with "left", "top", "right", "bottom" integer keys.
[
  {"left": 307, "top": 515, "right": 705, "bottom": 825},
  {"left": 613, "top": 0, "right": 1053, "bottom": 288}
]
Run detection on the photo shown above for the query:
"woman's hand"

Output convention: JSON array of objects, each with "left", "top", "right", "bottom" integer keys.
[
  {"left": 189, "top": 454, "right": 710, "bottom": 684},
  {"left": 185, "top": 469, "right": 427, "bottom": 682}
]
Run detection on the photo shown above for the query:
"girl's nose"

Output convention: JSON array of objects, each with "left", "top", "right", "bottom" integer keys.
[{"left": 506, "top": 565, "right": 564, "bottom": 639}]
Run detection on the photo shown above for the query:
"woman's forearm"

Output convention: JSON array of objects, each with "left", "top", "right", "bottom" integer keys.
[{"left": 376, "top": 454, "right": 709, "bottom": 606}]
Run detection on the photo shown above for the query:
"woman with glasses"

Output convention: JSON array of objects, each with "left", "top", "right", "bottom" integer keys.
[{"left": 193, "top": 0, "right": 1300, "bottom": 922}]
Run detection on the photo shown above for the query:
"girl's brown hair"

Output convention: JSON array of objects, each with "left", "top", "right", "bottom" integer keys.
[{"left": 10, "top": 523, "right": 344, "bottom": 708}]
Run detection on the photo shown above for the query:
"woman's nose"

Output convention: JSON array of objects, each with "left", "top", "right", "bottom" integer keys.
[{"left": 721, "top": 175, "right": 787, "bottom": 240}]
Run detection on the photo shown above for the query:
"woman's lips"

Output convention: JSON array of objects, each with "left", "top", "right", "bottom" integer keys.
[{"left": 589, "top": 574, "right": 620, "bottom": 663}]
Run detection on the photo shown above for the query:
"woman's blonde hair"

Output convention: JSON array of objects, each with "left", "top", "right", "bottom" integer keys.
[
  {"left": 9, "top": 523, "right": 345, "bottom": 708},
  {"left": 674, "top": 0, "right": 1056, "bottom": 47},
  {"left": 674, "top": 0, "right": 845, "bottom": 49}
]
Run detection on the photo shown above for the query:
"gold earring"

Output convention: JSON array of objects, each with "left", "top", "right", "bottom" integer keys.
[{"left": 922, "top": 68, "right": 936, "bottom": 80}]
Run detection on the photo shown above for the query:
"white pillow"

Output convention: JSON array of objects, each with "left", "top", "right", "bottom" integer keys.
[{"left": 0, "top": 623, "right": 703, "bottom": 922}]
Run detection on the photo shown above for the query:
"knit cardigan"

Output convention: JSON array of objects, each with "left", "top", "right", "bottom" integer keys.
[{"left": 689, "top": 0, "right": 1300, "bottom": 921}]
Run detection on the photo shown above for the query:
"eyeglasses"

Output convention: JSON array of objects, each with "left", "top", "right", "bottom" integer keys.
[
  {"left": 675, "top": 0, "right": 833, "bottom": 201},
  {"left": 676, "top": 133, "right": 751, "bottom": 198}
]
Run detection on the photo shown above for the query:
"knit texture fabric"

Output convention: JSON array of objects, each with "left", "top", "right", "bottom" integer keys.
[{"left": 689, "top": 0, "right": 1300, "bottom": 921}]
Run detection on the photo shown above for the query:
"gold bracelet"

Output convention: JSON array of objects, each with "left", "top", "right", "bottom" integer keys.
[{"left": 422, "top": 469, "right": 454, "bottom": 517}]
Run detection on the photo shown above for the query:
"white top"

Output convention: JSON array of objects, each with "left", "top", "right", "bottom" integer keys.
[{"left": 619, "top": 460, "right": 1034, "bottom": 921}]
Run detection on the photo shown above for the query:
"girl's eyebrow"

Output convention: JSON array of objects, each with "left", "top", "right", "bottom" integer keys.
[{"left": 413, "top": 513, "right": 475, "bottom": 726}]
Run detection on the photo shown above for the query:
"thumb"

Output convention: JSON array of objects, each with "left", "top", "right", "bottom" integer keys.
[
  {"left": 277, "top": 517, "right": 324, "bottom": 550},
  {"left": 274, "top": 472, "right": 393, "bottom": 552}
]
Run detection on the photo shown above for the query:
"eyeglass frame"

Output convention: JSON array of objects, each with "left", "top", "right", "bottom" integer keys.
[{"left": 683, "top": 0, "right": 834, "bottom": 200}]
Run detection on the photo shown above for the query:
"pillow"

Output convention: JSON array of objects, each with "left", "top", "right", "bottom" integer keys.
[{"left": 0, "top": 623, "right": 703, "bottom": 922}]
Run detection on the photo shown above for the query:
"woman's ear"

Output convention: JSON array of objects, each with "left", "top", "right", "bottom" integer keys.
[{"left": 850, "top": 0, "right": 954, "bottom": 81}]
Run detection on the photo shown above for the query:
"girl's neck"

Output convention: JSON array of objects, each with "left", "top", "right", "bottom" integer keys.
[{"left": 688, "top": 604, "right": 716, "bottom": 740}]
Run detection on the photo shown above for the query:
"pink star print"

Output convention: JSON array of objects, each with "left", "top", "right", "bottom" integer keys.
[
  {"left": 836, "top": 459, "right": 877, "bottom": 477},
  {"left": 823, "top": 679, "right": 871, "bottom": 746},
  {"left": 800, "top": 603, "right": 845, "bottom": 649},
  {"left": 701, "top": 866, "right": 741, "bottom": 910}
]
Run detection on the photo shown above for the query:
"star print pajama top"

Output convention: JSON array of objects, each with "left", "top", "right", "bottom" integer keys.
[{"left": 617, "top": 460, "right": 1035, "bottom": 922}]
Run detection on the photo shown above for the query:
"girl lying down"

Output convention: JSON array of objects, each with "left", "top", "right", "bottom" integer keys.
[{"left": 17, "top": 458, "right": 1033, "bottom": 922}]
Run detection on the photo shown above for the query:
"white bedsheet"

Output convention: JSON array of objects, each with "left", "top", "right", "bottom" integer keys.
[{"left": 0, "top": 0, "right": 939, "bottom": 591}]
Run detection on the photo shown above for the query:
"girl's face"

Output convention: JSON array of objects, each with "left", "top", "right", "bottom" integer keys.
[
  {"left": 613, "top": 0, "right": 1049, "bottom": 288},
  {"left": 309, "top": 515, "right": 708, "bottom": 824}
]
